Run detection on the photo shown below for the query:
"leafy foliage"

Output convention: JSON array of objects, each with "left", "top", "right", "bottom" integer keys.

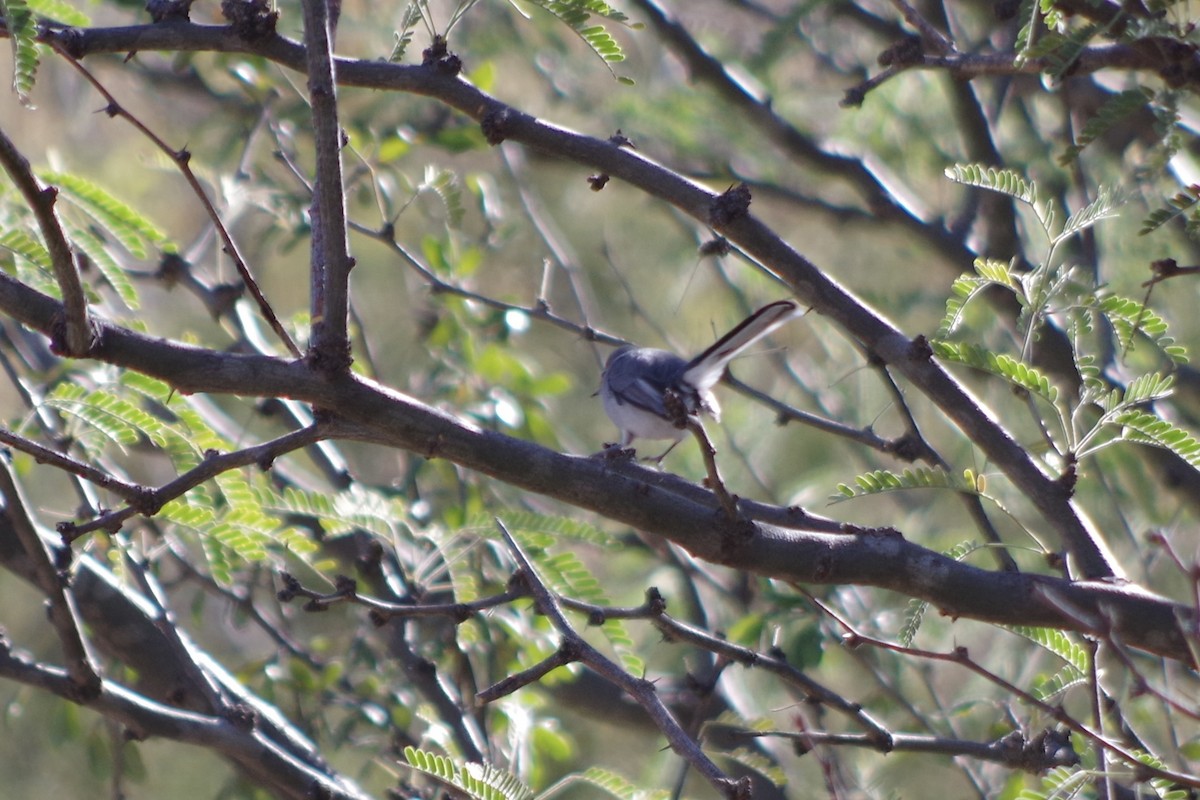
[
  {"left": 39, "top": 171, "right": 176, "bottom": 259},
  {"left": 6, "top": 0, "right": 1200, "bottom": 798},
  {"left": 1060, "top": 88, "right": 1154, "bottom": 165},
  {"left": 944, "top": 163, "right": 1038, "bottom": 208},
  {"left": 1113, "top": 409, "right": 1200, "bottom": 467},
  {"left": 1140, "top": 184, "right": 1200, "bottom": 237},
  {"left": 403, "top": 747, "right": 534, "bottom": 800},
  {"left": 3, "top": 0, "right": 39, "bottom": 105},
  {"left": 1097, "top": 295, "right": 1189, "bottom": 364},
  {"left": 930, "top": 340, "right": 1059, "bottom": 404},
  {"left": 509, "top": 0, "right": 641, "bottom": 81},
  {"left": 832, "top": 467, "right": 982, "bottom": 502}
]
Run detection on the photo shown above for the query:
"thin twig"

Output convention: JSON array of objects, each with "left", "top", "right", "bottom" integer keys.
[
  {"left": 49, "top": 48, "right": 301, "bottom": 358},
  {"left": 491, "top": 519, "right": 749, "bottom": 800},
  {"left": 58, "top": 424, "right": 328, "bottom": 542}
]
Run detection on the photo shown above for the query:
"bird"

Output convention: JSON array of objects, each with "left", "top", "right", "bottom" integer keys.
[{"left": 599, "top": 300, "right": 800, "bottom": 460}]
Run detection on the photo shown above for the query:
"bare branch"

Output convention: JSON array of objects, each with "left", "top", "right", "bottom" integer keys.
[
  {"left": 0, "top": 457, "right": 101, "bottom": 694},
  {"left": 0, "top": 127, "right": 94, "bottom": 356},
  {"left": 301, "top": 0, "right": 354, "bottom": 373}
]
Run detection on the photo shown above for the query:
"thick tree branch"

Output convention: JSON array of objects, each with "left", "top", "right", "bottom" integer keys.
[
  {"left": 0, "top": 266, "right": 1187, "bottom": 660},
  {"left": 23, "top": 19, "right": 1121, "bottom": 577}
]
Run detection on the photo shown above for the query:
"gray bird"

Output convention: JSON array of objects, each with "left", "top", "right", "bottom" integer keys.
[{"left": 600, "top": 300, "right": 800, "bottom": 460}]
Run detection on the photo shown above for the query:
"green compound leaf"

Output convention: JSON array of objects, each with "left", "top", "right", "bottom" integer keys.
[
  {"left": 39, "top": 171, "right": 175, "bottom": 259},
  {"left": 45, "top": 384, "right": 170, "bottom": 451},
  {"left": 512, "top": 0, "right": 638, "bottom": 80},
  {"left": 944, "top": 163, "right": 1038, "bottom": 207},
  {"left": 1139, "top": 183, "right": 1200, "bottom": 236},
  {"left": 1114, "top": 409, "right": 1200, "bottom": 467},
  {"left": 0, "top": 228, "right": 53, "bottom": 271},
  {"left": 1097, "top": 295, "right": 1189, "bottom": 364},
  {"left": 937, "top": 258, "right": 1021, "bottom": 338},
  {"left": 931, "top": 340, "right": 1059, "bottom": 404},
  {"left": 1060, "top": 88, "right": 1153, "bottom": 165},
  {"left": 832, "top": 467, "right": 980, "bottom": 502},
  {"left": 5, "top": 0, "right": 40, "bottom": 105},
  {"left": 403, "top": 746, "right": 535, "bottom": 800}
]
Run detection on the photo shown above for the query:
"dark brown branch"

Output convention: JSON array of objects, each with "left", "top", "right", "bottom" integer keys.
[
  {"left": 49, "top": 47, "right": 302, "bottom": 359},
  {"left": 492, "top": 520, "right": 748, "bottom": 800},
  {"left": 0, "top": 515, "right": 368, "bottom": 796},
  {"left": 0, "top": 264, "right": 1188, "bottom": 658},
  {"left": 0, "top": 126, "right": 94, "bottom": 356},
  {"left": 0, "top": 458, "right": 101, "bottom": 695},
  {"left": 810, "top": 594, "right": 1200, "bottom": 790},
  {"left": 0, "top": 425, "right": 141, "bottom": 499},
  {"left": 58, "top": 424, "right": 327, "bottom": 541},
  {"left": 301, "top": 0, "right": 353, "bottom": 373},
  {"left": 0, "top": 638, "right": 370, "bottom": 800},
  {"left": 729, "top": 727, "right": 1078, "bottom": 772},
  {"left": 276, "top": 570, "right": 525, "bottom": 622}
]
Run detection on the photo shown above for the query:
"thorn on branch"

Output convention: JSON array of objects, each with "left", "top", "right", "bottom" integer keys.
[
  {"left": 587, "top": 173, "right": 610, "bottom": 191},
  {"left": 709, "top": 183, "right": 752, "bottom": 228},
  {"left": 841, "top": 86, "right": 866, "bottom": 108},
  {"left": 1143, "top": 257, "right": 1200, "bottom": 286},
  {"left": 908, "top": 334, "right": 933, "bottom": 361},
  {"left": 225, "top": 703, "right": 259, "bottom": 731},
  {"left": 276, "top": 571, "right": 302, "bottom": 602},
  {"left": 1056, "top": 453, "right": 1077, "bottom": 498},
  {"left": 57, "top": 520, "right": 80, "bottom": 545},
  {"left": 608, "top": 129, "right": 635, "bottom": 149},
  {"left": 644, "top": 587, "right": 666, "bottom": 615}
]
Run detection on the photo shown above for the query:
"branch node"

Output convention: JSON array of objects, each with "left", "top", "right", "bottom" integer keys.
[
  {"left": 422, "top": 35, "right": 462, "bottom": 77},
  {"left": 877, "top": 35, "right": 924, "bottom": 67},
  {"left": 220, "top": 0, "right": 279, "bottom": 41},
  {"left": 708, "top": 183, "right": 752, "bottom": 228},
  {"left": 481, "top": 106, "right": 513, "bottom": 146}
]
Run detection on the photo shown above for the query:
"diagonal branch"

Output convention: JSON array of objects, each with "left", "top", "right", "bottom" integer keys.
[
  {"left": 0, "top": 126, "right": 94, "bottom": 356},
  {"left": 491, "top": 520, "right": 748, "bottom": 800},
  {"left": 0, "top": 456, "right": 101, "bottom": 694},
  {"left": 0, "top": 266, "right": 1188, "bottom": 660}
]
